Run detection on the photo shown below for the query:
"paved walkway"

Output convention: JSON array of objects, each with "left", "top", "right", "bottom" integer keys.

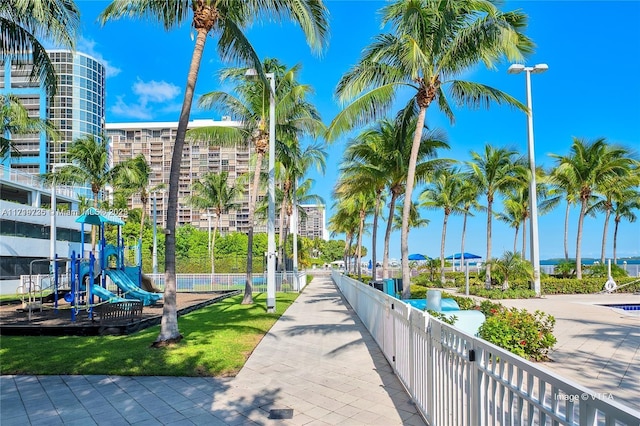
[
  {"left": 1, "top": 274, "right": 425, "bottom": 425},
  {"left": 497, "top": 292, "right": 640, "bottom": 411}
]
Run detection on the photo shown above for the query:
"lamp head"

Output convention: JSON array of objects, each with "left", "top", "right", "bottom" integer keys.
[
  {"left": 531, "top": 63, "right": 549, "bottom": 74},
  {"left": 507, "top": 64, "right": 525, "bottom": 74}
]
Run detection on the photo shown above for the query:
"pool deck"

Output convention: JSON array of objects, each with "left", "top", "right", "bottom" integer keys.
[{"left": 492, "top": 292, "right": 640, "bottom": 411}]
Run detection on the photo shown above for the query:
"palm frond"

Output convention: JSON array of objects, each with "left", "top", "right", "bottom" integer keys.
[
  {"left": 326, "top": 84, "right": 402, "bottom": 142},
  {"left": 448, "top": 80, "right": 527, "bottom": 112},
  {"left": 186, "top": 125, "right": 250, "bottom": 147}
]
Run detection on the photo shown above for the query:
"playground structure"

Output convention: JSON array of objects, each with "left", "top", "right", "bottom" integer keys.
[{"left": 17, "top": 208, "right": 162, "bottom": 322}]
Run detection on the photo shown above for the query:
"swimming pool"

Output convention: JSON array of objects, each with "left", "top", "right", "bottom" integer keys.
[{"left": 600, "top": 304, "right": 640, "bottom": 311}]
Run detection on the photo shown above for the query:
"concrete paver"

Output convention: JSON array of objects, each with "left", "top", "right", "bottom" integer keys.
[{"left": 1, "top": 274, "right": 424, "bottom": 425}]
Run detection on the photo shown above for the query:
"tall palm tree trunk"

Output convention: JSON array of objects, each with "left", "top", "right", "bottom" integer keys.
[
  {"left": 140, "top": 191, "right": 147, "bottom": 241},
  {"left": 439, "top": 213, "right": 449, "bottom": 283},
  {"left": 91, "top": 192, "right": 99, "bottom": 251},
  {"left": 401, "top": 106, "right": 427, "bottom": 299},
  {"left": 485, "top": 198, "right": 493, "bottom": 289},
  {"left": 460, "top": 209, "right": 469, "bottom": 272},
  {"left": 576, "top": 199, "right": 588, "bottom": 279},
  {"left": 344, "top": 232, "right": 353, "bottom": 274},
  {"left": 521, "top": 218, "right": 526, "bottom": 258},
  {"left": 357, "top": 211, "right": 365, "bottom": 280},
  {"left": 600, "top": 207, "right": 612, "bottom": 264},
  {"left": 371, "top": 191, "right": 381, "bottom": 280},
  {"left": 613, "top": 218, "right": 620, "bottom": 263},
  {"left": 243, "top": 151, "right": 264, "bottom": 304},
  {"left": 157, "top": 28, "right": 208, "bottom": 344},
  {"left": 278, "top": 198, "right": 287, "bottom": 271},
  {"left": 514, "top": 226, "right": 519, "bottom": 254},
  {"left": 382, "top": 193, "right": 398, "bottom": 279},
  {"left": 564, "top": 202, "right": 570, "bottom": 261}
]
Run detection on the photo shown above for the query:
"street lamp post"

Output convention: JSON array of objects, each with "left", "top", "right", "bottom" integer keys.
[
  {"left": 266, "top": 72, "right": 276, "bottom": 313},
  {"left": 245, "top": 69, "right": 276, "bottom": 313},
  {"left": 508, "top": 63, "right": 548, "bottom": 297}
]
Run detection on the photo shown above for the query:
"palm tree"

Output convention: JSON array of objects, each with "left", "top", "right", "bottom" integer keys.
[
  {"left": 591, "top": 173, "right": 639, "bottom": 264},
  {"left": 113, "top": 154, "right": 164, "bottom": 241},
  {"left": 419, "top": 166, "right": 465, "bottom": 283},
  {"left": 550, "top": 137, "right": 636, "bottom": 279},
  {"left": 189, "top": 171, "right": 241, "bottom": 275},
  {"left": 327, "top": 0, "right": 532, "bottom": 298},
  {"left": 277, "top": 140, "right": 326, "bottom": 272},
  {"left": 540, "top": 166, "right": 580, "bottom": 262},
  {"left": 344, "top": 110, "right": 449, "bottom": 279},
  {"left": 334, "top": 176, "right": 377, "bottom": 280},
  {"left": 191, "top": 59, "right": 325, "bottom": 304},
  {"left": 611, "top": 187, "right": 640, "bottom": 263},
  {"left": 496, "top": 194, "right": 527, "bottom": 254},
  {"left": 341, "top": 134, "right": 387, "bottom": 280},
  {"left": 286, "top": 177, "right": 325, "bottom": 268},
  {"left": 100, "top": 0, "right": 328, "bottom": 343},
  {"left": 487, "top": 251, "right": 532, "bottom": 291},
  {"left": 47, "top": 135, "right": 139, "bottom": 250},
  {"left": 1, "top": 94, "right": 58, "bottom": 156},
  {"left": 1, "top": 0, "right": 79, "bottom": 96},
  {"left": 328, "top": 203, "right": 359, "bottom": 274},
  {"left": 458, "top": 177, "right": 482, "bottom": 269},
  {"left": 392, "top": 200, "right": 429, "bottom": 235},
  {"left": 467, "top": 145, "right": 525, "bottom": 288}
]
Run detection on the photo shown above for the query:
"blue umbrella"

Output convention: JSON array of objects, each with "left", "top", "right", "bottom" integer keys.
[
  {"left": 408, "top": 253, "right": 428, "bottom": 261},
  {"left": 368, "top": 259, "right": 373, "bottom": 269},
  {"left": 445, "top": 252, "right": 481, "bottom": 260}
]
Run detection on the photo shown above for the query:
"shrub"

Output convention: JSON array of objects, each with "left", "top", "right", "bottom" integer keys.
[
  {"left": 471, "top": 288, "right": 537, "bottom": 299},
  {"left": 478, "top": 308, "right": 556, "bottom": 361},
  {"left": 409, "top": 285, "right": 427, "bottom": 299},
  {"left": 428, "top": 310, "right": 457, "bottom": 325}
]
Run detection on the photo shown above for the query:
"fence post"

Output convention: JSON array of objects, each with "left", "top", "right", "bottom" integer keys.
[
  {"left": 408, "top": 308, "right": 415, "bottom": 399},
  {"left": 426, "top": 316, "right": 435, "bottom": 424},
  {"left": 469, "top": 341, "right": 481, "bottom": 426}
]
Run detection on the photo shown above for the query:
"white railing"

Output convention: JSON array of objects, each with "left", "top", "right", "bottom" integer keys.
[
  {"left": 0, "top": 164, "right": 93, "bottom": 199},
  {"left": 331, "top": 270, "right": 640, "bottom": 426}
]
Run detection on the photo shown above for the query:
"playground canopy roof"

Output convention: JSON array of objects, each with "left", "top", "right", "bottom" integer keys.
[{"left": 75, "top": 207, "right": 125, "bottom": 226}]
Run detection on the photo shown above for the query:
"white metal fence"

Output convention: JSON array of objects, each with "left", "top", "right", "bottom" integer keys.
[
  {"left": 18, "top": 271, "right": 307, "bottom": 295},
  {"left": 146, "top": 271, "right": 307, "bottom": 293},
  {"left": 331, "top": 270, "right": 640, "bottom": 426}
]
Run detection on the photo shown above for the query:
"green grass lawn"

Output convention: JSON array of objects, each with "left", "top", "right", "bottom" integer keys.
[{"left": 0, "top": 292, "right": 297, "bottom": 377}]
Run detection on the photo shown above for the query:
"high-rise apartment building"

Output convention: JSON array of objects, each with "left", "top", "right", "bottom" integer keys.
[
  {"left": 106, "top": 120, "right": 328, "bottom": 240},
  {"left": 105, "top": 119, "right": 262, "bottom": 234},
  {"left": 0, "top": 51, "right": 106, "bottom": 174},
  {"left": 299, "top": 204, "right": 329, "bottom": 241}
]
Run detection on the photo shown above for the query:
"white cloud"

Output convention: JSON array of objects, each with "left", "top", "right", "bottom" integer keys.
[
  {"left": 111, "top": 95, "right": 152, "bottom": 120},
  {"left": 132, "top": 79, "right": 181, "bottom": 103},
  {"left": 110, "top": 79, "right": 182, "bottom": 120},
  {"left": 77, "top": 38, "right": 122, "bottom": 78}
]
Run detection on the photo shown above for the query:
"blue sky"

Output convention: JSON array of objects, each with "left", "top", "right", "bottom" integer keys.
[{"left": 75, "top": 0, "right": 640, "bottom": 260}]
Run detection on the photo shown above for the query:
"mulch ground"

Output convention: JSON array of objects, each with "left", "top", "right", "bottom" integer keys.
[{"left": 0, "top": 292, "right": 224, "bottom": 327}]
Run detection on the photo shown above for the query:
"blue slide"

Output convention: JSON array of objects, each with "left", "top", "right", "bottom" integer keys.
[
  {"left": 91, "top": 284, "right": 126, "bottom": 303},
  {"left": 105, "top": 269, "right": 162, "bottom": 306},
  {"left": 77, "top": 261, "right": 126, "bottom": 303}
]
